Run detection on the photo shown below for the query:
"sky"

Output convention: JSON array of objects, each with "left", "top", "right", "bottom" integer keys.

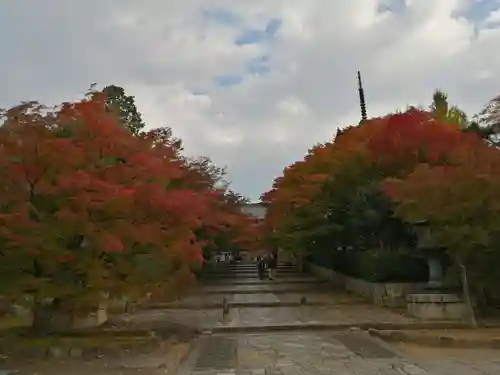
[{"left": 1, "top": 0, "right": 500, "bottom": 201}]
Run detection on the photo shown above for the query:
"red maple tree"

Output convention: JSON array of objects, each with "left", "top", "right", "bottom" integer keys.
[{"left": 0, "top": 94, "right": 256, "bottom": 330}]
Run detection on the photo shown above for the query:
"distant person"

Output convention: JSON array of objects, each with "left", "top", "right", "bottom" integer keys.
[
  {"left": 266, "top": 253, "right": 277, "bottom": 280},
  {"left": 257, "top": 256, "right": 265, "bottom": 280}
]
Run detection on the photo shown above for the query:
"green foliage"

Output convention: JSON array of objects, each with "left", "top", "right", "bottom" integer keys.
[
  {"left": 102, "top": 85, "right": 146, "bottom": 135},
  {"left": 357, "top": 250, "right": 428, "bottom": 282},
  {"left": 430, "top": 90, "right": 468, "bottom": 128},
  {"left": 309, "top": 248, "right": 428, "bottom": 283}
]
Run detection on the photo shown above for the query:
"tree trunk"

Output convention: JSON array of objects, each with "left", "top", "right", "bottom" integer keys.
[
  {"left": 31, "top": 298, "right": 73, "bottom": 334},
  {"left": 31, "top": 296, "right": 108, "bottom": 334},
  {"left": 460, "top": 264, "right": 477, "bottom": 328}
]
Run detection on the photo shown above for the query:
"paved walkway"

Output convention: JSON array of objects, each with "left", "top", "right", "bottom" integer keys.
[{"left": 126, "top": 262, "right": 500, "bottom": 374}]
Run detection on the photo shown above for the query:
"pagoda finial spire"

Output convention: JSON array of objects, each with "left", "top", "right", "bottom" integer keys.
[{"left": 357, "top": 70, "right": 367, "bottom": 122}]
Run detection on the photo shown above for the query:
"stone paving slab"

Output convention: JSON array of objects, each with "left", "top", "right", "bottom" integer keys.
[
  {"left": 204, "top": 278, "right": 320, "bottom": 286},
  {"left": 205, "top": 268, "right": 301, "bottom": 274},
  {"left": 232, "top": 293, "right": 280, "bottom": 304},
  {"left": 395, "top": 344, "right": 500, "bottom": 374},
  {"left": 207, "top": 268, "right": 301, "bottom": 273},
  {"left": 150, "top": 292, "right": 366, "bottom": 309},
  {"left": 174, "top": 263, "right": 500, "bottom": 375},
  {"left": 193, "top": 336, "right": 238, "bottom": 371},
  {"left": 275, "top": 292, "right": 365, "bottom": 304},
  {"left": 218, "top": 305, "right": 416, "bottom": 328},
  {"left": 202, "top": 274, "right": 307, "bottom": 280},
  {"left": 419, "top": 360, "right": 500, "bottom": 375},
  {"left": 180, "top": 332, "right": 500, "bottom": 375},
  {"left": 200, "top": 283, "right": 331, "bottom": 294},
  {"left": 179, "top": 332, "right": 439, "bottom": 375},
  {"left": 232, "top": 292, "right": 365, "bottom": 305},
  {"left": 370, "top": 328, "right": 500, "bottom": 349},
  {"left": 213, "top": 267, "right": 298, "bottom": 273},
  {"left": 114, "top": 309, "right": 223, "bottom": 330}
]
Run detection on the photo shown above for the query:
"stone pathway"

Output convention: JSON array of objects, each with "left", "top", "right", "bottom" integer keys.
[{"left": 175, "top": 262, "right": 500, "bottom": 375}]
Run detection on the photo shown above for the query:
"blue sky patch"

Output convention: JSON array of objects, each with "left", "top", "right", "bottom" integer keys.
[
  {"left": 460, "top": 0, "right": 500, "bottom": 25},
  {"left": 377, "top": 0, "right": 406, "bottom": 14},
  {"left": 235, "top": 18, "right": 282, "bottom": 45},
  {"left": 246, "top": 55, "right": 270, "bottom": 75},
  {"left": 202, "top": 8, "right": 241, "bottom": 26},
  {"left": 214, "top": 75, "right": 243, "bottom": 87},
  {"left": 265, "top": 18, "right": 282, "bottom": 36}
]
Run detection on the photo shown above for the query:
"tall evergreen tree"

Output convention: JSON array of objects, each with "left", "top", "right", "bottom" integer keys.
[{"left": 102, "top": 85, "right": 145, "bottom": 135}]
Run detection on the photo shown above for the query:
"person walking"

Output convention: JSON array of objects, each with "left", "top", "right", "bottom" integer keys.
[
  {"left": 257, "top": 256, "right": 265, "bottom": 280},
  {"left": 267, "top": 253, "right": 277, "bottom": 280}
]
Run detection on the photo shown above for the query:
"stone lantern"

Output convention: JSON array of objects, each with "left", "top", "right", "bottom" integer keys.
[
  {"left": 411, "top": 220, "right": 446, "bottom": 290},
  {"left": 406, "top": 220, "right": 469, "bottom": 321}
]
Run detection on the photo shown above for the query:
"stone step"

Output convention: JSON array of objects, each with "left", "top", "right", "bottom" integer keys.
[
  {"left": 203, "top": 271, "right": 311, "bottom": 279},
  {"left": 199, "top": 286, "right": 330, "bottom": 295},
  {"left": 204, "top": 279, "right": 320, "bottom": 286},
  {"left": 203, "top": 275, "right": 307, "bottom": 280},
  {"left": 206, "top": 269, "right": 301, "bottom": 274},
  {"left": 206, "top": 270, "right": 301, "bottom": 274},
  {"left": 147, "top": 300, "right": 342, "bottom": 309},
  {"left": 220, "top": 264, "right": 297, "bottom": 269},
  {"left": 207, "top": 267, "right": 300, "bottom": 272},
  {"left": 210, "top": 321, "right": 470, "bottom": 334},
  {"left": 214, "top": 264, "right": 299, "bottom": 271}
]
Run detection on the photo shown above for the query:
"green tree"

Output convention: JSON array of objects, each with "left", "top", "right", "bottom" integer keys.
[
  {"left": 102, "top": 85, "right": 146, "bottom": 135},
  {"left": 430, "top": 90, "right": 469, "bottom": 128}
]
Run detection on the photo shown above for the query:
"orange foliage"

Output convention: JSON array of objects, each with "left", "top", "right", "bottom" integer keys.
[
  {"left": 0, "top": 94, "right": 254, "bottom": 301},
  {"left": 262, "top": 109, "right": 487, "bottom": 246}
]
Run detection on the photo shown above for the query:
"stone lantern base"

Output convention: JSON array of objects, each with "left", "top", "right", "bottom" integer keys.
[{"left": 407, "top": 293, "right": 468, "bottom": 320}]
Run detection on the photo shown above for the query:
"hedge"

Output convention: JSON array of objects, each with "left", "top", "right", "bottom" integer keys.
[{"left": 308, "top": 248, "right": 429, "bottom": 283}]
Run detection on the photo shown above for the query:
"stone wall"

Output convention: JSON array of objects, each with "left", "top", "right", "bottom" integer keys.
[
  {"left": 407, "top": 293, "right": 469, "bottom": 320},
  {"left": 306, "top": 262, "right": 426, "bottom": 307}
]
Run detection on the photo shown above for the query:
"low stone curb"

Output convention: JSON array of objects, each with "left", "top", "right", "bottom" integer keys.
[
  {"left": 21, "top": 327, "right": 189, "bottom": 338},
  {"left": 199, "top": 288, "right": 332, "bottom": 295},
  {"left": 211, "top": 321, "right": 471, "bottom": 334},
  {"left": 2, "top": 345, "right": 106, "bottom": 360},
  {"left": 1, "top": 331, "right": 197, "bottom": 361},
  {"left": 368, "top": 328, "right": 500, "bottom": 349},
  {"left": 204, "top": 279, "right": 323, "bottom": 286},
  {"left": 145, "top": 299, "right": 367, "bottom": 310},
  {"left": 203, "top": 272, "right": 303, "bottom": 277}
]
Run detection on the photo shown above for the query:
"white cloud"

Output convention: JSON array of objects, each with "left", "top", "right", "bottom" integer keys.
[
  {"left": 1, "top": 0, "right": 500, "bottom": 200},
  {"left": 485, "top": 8, "right": 500, "bottom": 23}
]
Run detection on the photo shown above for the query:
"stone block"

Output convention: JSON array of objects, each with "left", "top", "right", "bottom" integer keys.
[
  {"left": 406, "top": 293, "right": 469, "bottom": 320},
  {"left": 251, "top": 368, "right": 266, "bottom": 375},
  {"left": 107, "top": 298, "right": 128, "bottom": 313},
  {"left": 490, "top": 338, "right": 500, "bottom": 349},
  {"left": 306, "top": 262, "right": 425, "bottom": 308},
  {"left": 388, "top": 330, "right": 407, "bottom": 342},
  {"left": 47, "top": 346, "right": 66, "bottom": 359},
  {"left": 68, "top": 347, "right": 84, "bottom": 358},
  {"left": 438, "top": 336, "right": 456, "bottom": 347}
]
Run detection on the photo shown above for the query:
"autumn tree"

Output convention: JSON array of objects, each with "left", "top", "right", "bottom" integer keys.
[
  {"left": 180, "top": 156, "right": 255, "bottom": 260},
  {"left": 384, "top": 139, "right": 500, "bottom": 303},
  {"left": 262, "top": 109, "right": 485, "bottom": 281},
  {"left": 0, "top": 93, "right": 253, "bottom": 332}
]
